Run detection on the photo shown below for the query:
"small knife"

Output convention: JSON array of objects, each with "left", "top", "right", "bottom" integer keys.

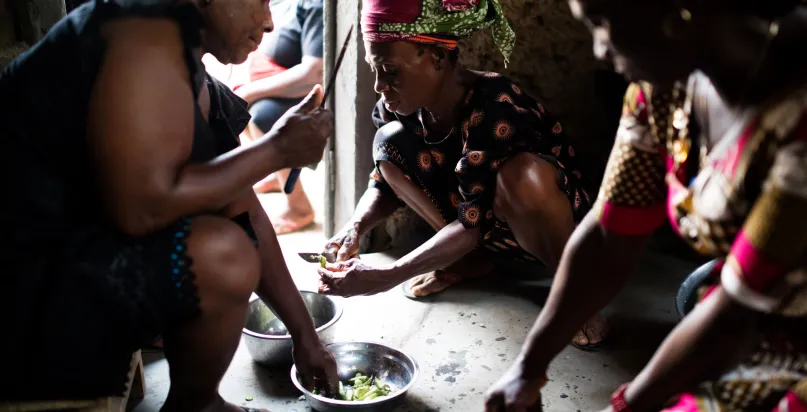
[{"left": 298, "top": 252, "right": 336, "bottom": 265}]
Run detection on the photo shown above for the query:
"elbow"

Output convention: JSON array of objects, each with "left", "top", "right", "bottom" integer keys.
[{"left": 106, "top": 196, "right": 173, "bottom": 237}]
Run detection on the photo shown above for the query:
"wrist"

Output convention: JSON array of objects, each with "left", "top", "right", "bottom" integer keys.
[
  {"left": 290, "top": 326, "right": 320, "bottom": 344},
  {"left": 515, "top": 354, "right": 549, "bottom": 381}
]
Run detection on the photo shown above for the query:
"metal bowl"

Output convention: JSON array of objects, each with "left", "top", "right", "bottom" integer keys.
[
  {"left": 291, "top": 342, "right": 419, "bottom": 412},
  {"left": 242, "top": 291, "right": 342, "bottom": 366},
  {"left": 675, "top": 259, "right": 719, "bottom": 319}
]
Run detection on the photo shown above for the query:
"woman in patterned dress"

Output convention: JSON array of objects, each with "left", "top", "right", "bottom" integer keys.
[
  {"left": 0, "top": 0, "right": 338, "bottom": 409},
  {"left": 484, "top": 0, "right": 807, "bottom": 411},
  {"left": 317, "top": 0, "right": 605, "bottom": 348}
]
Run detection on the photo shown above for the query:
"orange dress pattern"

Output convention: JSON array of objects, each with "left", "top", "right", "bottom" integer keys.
[{"left": 370, "top": 73, "right": 593, "bottom": 263}]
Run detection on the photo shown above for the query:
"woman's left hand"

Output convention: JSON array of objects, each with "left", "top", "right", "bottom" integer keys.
[
  {"left": 292, "top": 333, "right": 339, "bottom": 396},
  {"left": 318, "top": 259, "right": 400, "bottom": 297}
]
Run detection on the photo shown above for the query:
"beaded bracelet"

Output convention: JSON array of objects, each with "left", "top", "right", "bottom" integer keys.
[{"left": 611, "top": 382, "right": 632, "bottom": 412}]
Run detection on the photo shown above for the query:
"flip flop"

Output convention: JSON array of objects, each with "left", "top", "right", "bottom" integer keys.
[
  {"left": 271, "top": 215, "right": 315, "bottom": 235},
  {"left": 570, "top": 324, "right": 609, "bottom": 352}
]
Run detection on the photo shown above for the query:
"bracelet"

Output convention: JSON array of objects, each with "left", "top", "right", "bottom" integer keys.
[{"left": 611, "top": 382, "right": 632, "bottom": 412}]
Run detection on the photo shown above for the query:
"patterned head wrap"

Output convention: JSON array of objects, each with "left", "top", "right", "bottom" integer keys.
[{"left": 361, "top": 0, "right": 516, "bottom": 66}]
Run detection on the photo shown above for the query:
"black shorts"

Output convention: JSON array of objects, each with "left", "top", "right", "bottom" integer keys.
[{"left": 0, "top": 214, "right": 257, "bottom": 401}]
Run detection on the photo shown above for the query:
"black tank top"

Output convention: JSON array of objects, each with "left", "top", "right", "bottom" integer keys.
[{"left": 0, "top": 0, "right": 251, "bottom": 256}]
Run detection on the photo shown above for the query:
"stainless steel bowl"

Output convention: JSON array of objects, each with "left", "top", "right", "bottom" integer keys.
[
  {"left": 242, "top": 291, "right": 342, "bottom": 366},
  {"left": 291, "top": 342, "right": 419, "bottom": 412}
]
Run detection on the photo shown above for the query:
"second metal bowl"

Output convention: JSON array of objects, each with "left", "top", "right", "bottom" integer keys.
[{"left": 242, "top": 291, "right": 343, "bottom": 366}]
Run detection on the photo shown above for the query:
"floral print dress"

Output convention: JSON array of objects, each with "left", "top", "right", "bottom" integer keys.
[
  {"left": 597, "top": 74, "right": 807, "bottom": 411},
  {"left": 369, "top": 72, "right": 592, "bottom": 263}
]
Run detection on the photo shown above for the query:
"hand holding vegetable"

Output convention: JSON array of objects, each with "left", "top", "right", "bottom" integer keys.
[{"left": 317, "top": 259, "right": 402, "bottom": 297}]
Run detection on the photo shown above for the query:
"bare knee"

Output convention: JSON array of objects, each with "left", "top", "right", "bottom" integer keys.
[
  {"left": 187, "top": 215, "right": 260, "bottom": 303},
  {"left": 495, "top": 153, "right": 566, "bottom": 215}
]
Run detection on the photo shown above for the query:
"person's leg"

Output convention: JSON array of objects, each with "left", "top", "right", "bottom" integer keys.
[
  {"left": 249, "top": 98, "right": 315, "bottom": 234},
  {"left": 493, "top": 152, "right": 607, "bottom": 347},
  {"left": 161, "top": 216, "right": 264, "bottom": 412},
  {"left": 379, "top": 160, "right": 495, "bottom": 296}
]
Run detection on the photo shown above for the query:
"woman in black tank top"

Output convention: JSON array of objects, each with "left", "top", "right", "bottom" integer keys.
[{"left": 0, "top": 0, "right": 337, "bottom": 409}]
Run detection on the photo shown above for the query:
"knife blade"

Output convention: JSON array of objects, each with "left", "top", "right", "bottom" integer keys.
[{"left": 298, "top": 252, "right": 336, "bottom": 264}]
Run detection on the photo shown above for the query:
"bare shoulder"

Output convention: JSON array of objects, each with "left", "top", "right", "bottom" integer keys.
[
  {"left": 88, "top": 15, "right": 197, "bottom": 167},
  {"left": 100, "top": 16, "right": 188, "bottom": 81}
]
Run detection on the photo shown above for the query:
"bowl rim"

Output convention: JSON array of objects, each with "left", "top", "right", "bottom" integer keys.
[
  {"left": 289, "top": 341, "right": 420, "bottom": 406},
  {"left": 241, "top": 290, "right": 343, "bottom": 340}
]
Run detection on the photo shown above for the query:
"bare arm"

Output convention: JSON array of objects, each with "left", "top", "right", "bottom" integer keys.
[
  {"left": 236, "top": 57, "right": 323, "bottom": 104},
  {"left": 324, "top": 187, "right": 401, "bottom": 261},
  {"left": 224, "top": 193, "right": 320, "bottom": 339},
  {"left": 384, "top": 221, "right": 479, "bottom": 283},
  {"left": 350, "top": 187, "right": 401, "bottom": 236},
  {"left": 620, "top": 288, "right": 762, "bottom": 411},
  {"left": 88, "top": 19, "right": 329, "bottom": 236},
  {"left": 519, "top": 213, "right": 650, "bottom": 374}
]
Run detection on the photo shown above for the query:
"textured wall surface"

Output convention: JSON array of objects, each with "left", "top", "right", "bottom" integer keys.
[{"left": 460, "top": 0, "right": 626, "bottom": 180}]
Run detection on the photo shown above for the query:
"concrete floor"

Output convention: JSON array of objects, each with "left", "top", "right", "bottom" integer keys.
[{"left": 132, "top": 168, "right": 700, "bottom": 412}]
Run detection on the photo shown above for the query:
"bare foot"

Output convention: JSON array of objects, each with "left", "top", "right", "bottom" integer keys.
[
  {"left": 271, "top": 207, "right": 315, "bottom": 235},
  {"left": 408, "top": 250, "right": 495, "bottom": 297},
  {"left": 409, "top": 271, "right": 458, "bottom": 297},
  {"left": 571, "top": 312, "right": 609, "bottom": 348},
  {"left": 253, "top": 173, "right": 281, "bottom": 194}
]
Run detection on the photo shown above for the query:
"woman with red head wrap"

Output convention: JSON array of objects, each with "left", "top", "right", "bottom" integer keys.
[{"left": 318, "top": 0, "right": 608, "bottom": 351}]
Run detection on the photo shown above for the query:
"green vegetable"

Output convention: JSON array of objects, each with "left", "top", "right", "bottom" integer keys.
[
  {"left": 320, "top": 255, "right": 327, "bottom": 268},
  {"left": 335, "top": 372, "right": 394, "bottom": 401}
]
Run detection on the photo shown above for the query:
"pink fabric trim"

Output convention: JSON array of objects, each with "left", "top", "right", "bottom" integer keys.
[
  {"left": 361, "top": 0, "right": 423, "bottom": 34},
  {"left": 773, "top": 391, "right": 807, "bottom": 412},
  {"left": 599, "top": 202, "right": 667, "bottom": 236},
  {"left": 660, "top": 393, "right": 700, "bottom": 412},
  {"left": 729, "top": 230, "right": 785, "bottom": 291},
  {"left": 442, "top": 0, "right": 480, "bottom": 11}
]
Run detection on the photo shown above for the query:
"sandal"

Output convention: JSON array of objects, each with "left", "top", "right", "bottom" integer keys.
[{"left": 570, "top": 323, "right": 609, "bottom": 352}]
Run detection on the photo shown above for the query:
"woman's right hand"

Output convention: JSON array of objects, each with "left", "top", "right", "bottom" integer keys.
[
  {"left": 264, "top": 85, "right": 334, "bottom": 170},
  {"left": 484, "top": 361, "right": 546, "bottom": 412},
  {"left": 323, "top": 224, "right": 361, "bottom": 262}
]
